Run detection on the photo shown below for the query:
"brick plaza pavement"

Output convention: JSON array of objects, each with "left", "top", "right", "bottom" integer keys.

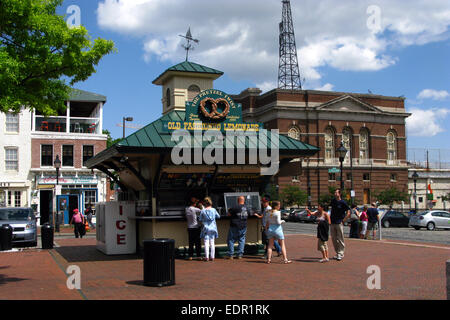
[{"left": 0, "top": 234, "right": 448, "bottom": 300}]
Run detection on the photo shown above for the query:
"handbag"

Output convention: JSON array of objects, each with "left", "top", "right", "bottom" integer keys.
[
  {"left": 350, "top": 210, "right": 359, "bottom": 221},
  {"left": 79, "top": 222, "right": 86, "bottom": 236}
]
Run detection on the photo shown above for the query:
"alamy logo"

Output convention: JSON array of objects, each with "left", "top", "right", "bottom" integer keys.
[
  {"left": 366, "top": 265, "right": 381, "bottom": 290},
  {"left": 171, "top": 124, "right": 280, "bottom": 175},
  {"left": 66, "top": 5, "right": 81, "bottom": 29},
  {"left": 66, "top": 265, "right": 81, "bottom": 290}
]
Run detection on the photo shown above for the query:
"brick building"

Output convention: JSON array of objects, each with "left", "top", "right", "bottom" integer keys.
[
  {"left": 30, "top": 89, "right": 108, "bottom": 224},
  {"left": 233, "top": 88, "right": 411, "bottom": 206}
]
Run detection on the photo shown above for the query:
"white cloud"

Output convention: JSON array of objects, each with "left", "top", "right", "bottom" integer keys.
[
  {"left": 97, "top": 0, "right": 450, "bottom": 89},
  {"left": 417, "top": 89, "right": 450, "bottom": 100},
  {"left": 315, "top": 83, "right": 335, "bottom": 91},
  {"left": 406, "top": 108, "right": 450, "bottom": 137}
]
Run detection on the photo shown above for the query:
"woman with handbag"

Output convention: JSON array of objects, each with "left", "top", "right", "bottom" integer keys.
[{"left": 69, "top": 208, "right": 85, "bottom": 239}]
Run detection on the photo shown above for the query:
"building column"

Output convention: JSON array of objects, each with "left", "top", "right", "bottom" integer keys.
[
  {"left": 99, "top": 102, "right": 103, "bottom": 134},
  {"left": 66, "top": 101, "right": 71, "bottom": 133}
]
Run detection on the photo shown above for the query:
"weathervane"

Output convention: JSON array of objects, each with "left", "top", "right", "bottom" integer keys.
[{"left": 179, "top": 27, "right": 199, "bottom": 61}]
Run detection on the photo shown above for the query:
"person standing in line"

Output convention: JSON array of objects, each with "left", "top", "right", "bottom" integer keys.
[
  {"left": 254, "top": 198, "right": 282, "bottom": 259},
  {"left": 85, "top": 203, "right": 95, "bottom": 230},
  {"left": 366, "top": 203, "right": 380, "bottom": 240},
  {"left": 185, "top": 197, "right": 202, "bottom": 261},
  {"left": 226, "top": 196, "right": 253, "bottom": 260},
  {"left": 199, "top": 197, "right": 220, "bottom": 262},
  {"left": 359, "top": 205, "right": 369, "bottom": 239},
  {"left": 349, "top": 204, "right": 360, "bottom": 238},
  {"left": 265, "top": 201, "right": 291, "bottom": 264},
  {"left": 306, "top": 204, "right": 331, "bottom": 263},
  {"left": 69, "top": 208, "right": 84, "bottom": 239},
  {"left": 330, "top": 189, "right": 351, "bottom": 261}
]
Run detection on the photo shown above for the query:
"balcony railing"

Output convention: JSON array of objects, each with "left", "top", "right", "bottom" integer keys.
[{"left": 35, "top": 116, "right": 100, "bottom": 134}]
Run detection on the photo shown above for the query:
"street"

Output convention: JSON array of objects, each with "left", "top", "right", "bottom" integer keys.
[{"left": 283, "top": 222, "right": 450, "bottom": 245}]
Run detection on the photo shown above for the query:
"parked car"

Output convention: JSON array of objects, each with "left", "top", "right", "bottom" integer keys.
[
  {"left": 295, "top": 209, "right": 317, "bottom": 223},
  {"left": 0, "top": 207, "right": 38, "bottom": 246},
  {"left": 280, "top": 209, "right": 290, "bottom": 221},
  {"left": 409, "top": 210, "right": 450, "bottom": 231},
  {"left": 381, "top": 210, "right": 410, "bottom": 228}
]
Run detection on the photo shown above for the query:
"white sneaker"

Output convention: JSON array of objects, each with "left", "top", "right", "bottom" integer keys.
[{"left": 319, "top": 258, "right": 329, "bottom": 263}]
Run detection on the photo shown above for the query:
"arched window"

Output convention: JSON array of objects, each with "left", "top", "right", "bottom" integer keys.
[
  {"left": 324, "top": 127, "right": 335, "bottom": 162},
  {"left": 187, "top": 85, "right": 201, "bottom": 101},
  {"left": 288, "top": 126, "right": 301, "bottom": 140},
  {"left": 342, "top": 128, "right": 352, "bottom": 163},
  {"left": 166, "top": 88, "right": 171, "bottom": 108},
  {"left": 387, "top": 131, "right": 397, "bottom": 163},
  {"left": 359, "top": 128, "right": 369, "bottom": 163}
]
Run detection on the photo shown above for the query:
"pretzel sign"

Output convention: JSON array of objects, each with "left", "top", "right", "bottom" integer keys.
[{"left": 199, "top": 98, "right": 230, "bottom": 120}]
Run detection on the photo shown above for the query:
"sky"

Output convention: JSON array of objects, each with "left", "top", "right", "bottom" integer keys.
[{"left": 58, "top": 0, "right": 450, "bottom": 154}]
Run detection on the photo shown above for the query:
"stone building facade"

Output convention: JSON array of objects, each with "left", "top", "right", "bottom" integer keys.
[{"left": 233, "top": 88, "right": 410, "bottom": 206}]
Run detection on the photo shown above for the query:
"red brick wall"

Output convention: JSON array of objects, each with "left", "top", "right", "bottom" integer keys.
[{"left": 31, "top": 138, "right": 106, "bottom": 168}]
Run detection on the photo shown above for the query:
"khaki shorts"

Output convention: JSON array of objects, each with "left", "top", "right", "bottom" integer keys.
[
  {"left": 317, "top": 239, "right": 328, "bottom": 252},
  {"left": 368, "top": 222, "right": 378, "bottom": 230}
]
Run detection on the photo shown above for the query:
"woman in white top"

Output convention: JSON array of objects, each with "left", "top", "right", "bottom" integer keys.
[{"left": 265, "top": 201, "right": 292, "bottom": 264}]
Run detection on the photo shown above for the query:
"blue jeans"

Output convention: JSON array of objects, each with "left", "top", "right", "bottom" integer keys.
[
  {"left": 227, "top": 225, "right": 247, "bottom": 257},
  {"left": 273, "top": 239, "right": 281, "bottom": 253}
]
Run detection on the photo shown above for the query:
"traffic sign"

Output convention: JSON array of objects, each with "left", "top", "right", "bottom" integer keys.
[{"left": 328, "top": 168, "right": 340, "bottom": 174}]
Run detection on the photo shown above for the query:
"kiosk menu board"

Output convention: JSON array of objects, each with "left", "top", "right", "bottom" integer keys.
[{"left": 224, "top": 192, "right": 261, "bottom": 215}]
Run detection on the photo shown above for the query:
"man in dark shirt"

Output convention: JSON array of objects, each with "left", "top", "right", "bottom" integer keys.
[
  {"left": 226, "top": 196, "right": 251, "bottom": 259},
  {"left": 330, "top": 189, "right": 351, "bottom": 261},
  {"left": 366, "top": 203, "right": 380, "bottom": 240}
]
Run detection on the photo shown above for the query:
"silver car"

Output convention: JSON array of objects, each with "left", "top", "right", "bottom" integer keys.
[
  {"left": 409, "top": 210, "right": 450, "bottom": 231},
  {"left": 0, "top": 207, "right": 38, "bottom": 246}
]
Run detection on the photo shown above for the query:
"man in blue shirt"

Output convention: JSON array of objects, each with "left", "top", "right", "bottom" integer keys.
[
  {"left": 366, "top": 203, "right": 380, "bottom": 240},
  {"left": 330, "top": 189, "right": 351, "bottom": 261},
  {"left": 226, "top": 196, "right": 252, "bottom": 259}
]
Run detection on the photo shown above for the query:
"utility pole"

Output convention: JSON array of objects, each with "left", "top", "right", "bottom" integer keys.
[{"left": 278, "top": 0, "right": 302, "bottom": 90}]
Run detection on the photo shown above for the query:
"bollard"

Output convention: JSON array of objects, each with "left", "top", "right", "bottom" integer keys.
[
  {"left": 0, "top": 224, "right": 13, "bottom": 251},
  {"left": 41, "top": 223, "right": 54, "bottom": 249},
  {"left": 143, "top": 239, "right": 175, "bottom": 287},
  {"left": 447, "top": 260, "right": 450, "bottom": 300}
]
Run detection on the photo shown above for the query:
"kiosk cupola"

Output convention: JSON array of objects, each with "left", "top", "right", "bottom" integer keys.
[{"left": 152, "top": 61, "right": 224, "bottom": 114}]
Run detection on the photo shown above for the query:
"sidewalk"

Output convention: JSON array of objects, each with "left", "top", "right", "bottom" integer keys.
[{"left": 0, "top": 234, "right": 448, "bottom": 300}]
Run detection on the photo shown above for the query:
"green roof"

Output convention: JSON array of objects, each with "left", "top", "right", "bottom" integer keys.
[
  {"left": 152, "top": 61, "right": 224, "bottom": 85},
  {"left": 117, "top": 111, "right": 319, "bottom": 153},
  {"left": 69, "top": 89, "right": 107, "bottom": 102},
  {"left": 86, "top": 110, "right": 320, "bottom": 168}
]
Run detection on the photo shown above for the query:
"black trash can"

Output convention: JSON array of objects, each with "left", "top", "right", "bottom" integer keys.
[
  {"left": 143, "top": 239, "right": 175, "bottom": 287},
  {"left": 0, "top": 224, "right": 13, "bottom": 251},
  {"left": 41, "top": 223, "right": 54, "bottom": 249}
]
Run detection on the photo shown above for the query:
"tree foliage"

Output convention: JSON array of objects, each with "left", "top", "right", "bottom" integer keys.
[
  {"left": 0, "top": 0, "right": 115, "bottom": 115},
  {"left": 318, "top": 186, "right": 349, "bottom": 207},
  {"left": 103, "top": 129, "right": 121, "bottom": 148},
  {"left": 374, "top": 187, "right": 408, "bottom": 206},
  {"left": 279, "top": 185, "right": 307, "bottom": 208}
]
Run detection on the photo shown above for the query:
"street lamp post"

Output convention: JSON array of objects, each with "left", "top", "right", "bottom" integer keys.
[
  {"left": 336, "top": 142, "right": 348, "bottom": 191},
  {"left": 412, "top": 171, "right": 418, "bottom": 214},
  {"left": 54, "top": 155, "right": 61, "bottom": 232},
  {"left": 123, "top": 117, "right": 134, "bottom": 139}
]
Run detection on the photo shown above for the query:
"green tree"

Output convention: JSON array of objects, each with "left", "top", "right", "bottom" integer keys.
[
  {"left": 374, "top": 187, "right": 408, "bottom": 206},
  {"left": 103, "top": 129, "right": 121, "bottom": 148},
  {"left": 265, "top": 184, "right": 280, "bottom": 201},
  {"left": 318, "top": 186, "right": 349, "bottom": 207},
  {"left": 279, "top": 185, "right": 307, "bottom": 208},
  {"left": 0, "top": 0, "right": 115, "bottom": 115}
]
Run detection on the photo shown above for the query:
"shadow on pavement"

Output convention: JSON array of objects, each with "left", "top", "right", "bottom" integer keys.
[
  {"left": 125, "top": 280, "right": 144, "bottom": 287},
  {"left": 295, "top": 257, "right": 322, "bottom": 263},
  {"left": 0, "top": 274, "right": 28, "bottom": 286},
  {"left": 54, "top": 245, "right": 141, "bottom": 263}
]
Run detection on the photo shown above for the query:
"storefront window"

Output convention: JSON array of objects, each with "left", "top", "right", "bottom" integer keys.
[
  {"left": 62, "top": 145, "right": 74, "bottom": 167},
  {"left": 41, "top": 145, "right": 53, "bottom": 167},
  {"left": 84, "top": 190, "right": 96, "bottom": 209},
  {"left": 6, "top": 113, "right": 19, "bottom": 133},
  {"left": 5, "top": 148, "right": 18, "bottom": 171},
  {"left": 8, "top": 191, "right": 12, "bottom": 206}
]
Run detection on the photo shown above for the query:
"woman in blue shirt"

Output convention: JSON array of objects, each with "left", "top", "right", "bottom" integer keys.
[{"left": 199, "top": 197, "right": 220, "bottom": 262}]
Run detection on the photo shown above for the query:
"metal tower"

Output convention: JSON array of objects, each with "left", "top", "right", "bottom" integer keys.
[{"left": 278, "top": 0, "right": 302, "bottom": 90}]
